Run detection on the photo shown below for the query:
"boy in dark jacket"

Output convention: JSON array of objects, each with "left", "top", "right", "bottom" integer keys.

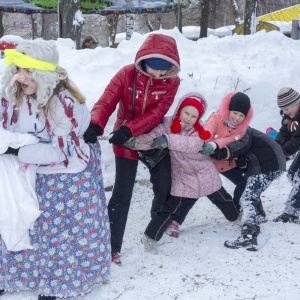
[
  {"left": 273, "top": 87, "right": 300, "bottom": 223},
  {"left": 212, "top": 127, "right": 286, "bottom": 251}
]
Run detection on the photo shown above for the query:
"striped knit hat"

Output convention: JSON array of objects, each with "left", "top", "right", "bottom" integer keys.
[{"left": 277, "top": 87, "right": 300, "bottom": 109}]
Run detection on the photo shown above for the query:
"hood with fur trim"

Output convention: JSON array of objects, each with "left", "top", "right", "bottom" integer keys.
[
  {"left": 173, "top": 92, "right": 208, "bottom": 120},
  {"left": 171, "top": 92, "right": 211, "bottom": 140}
]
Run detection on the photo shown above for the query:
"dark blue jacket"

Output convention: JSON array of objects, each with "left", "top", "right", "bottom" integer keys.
[{"left": 225, "top": 127, "right": 286, "bottom": 176}]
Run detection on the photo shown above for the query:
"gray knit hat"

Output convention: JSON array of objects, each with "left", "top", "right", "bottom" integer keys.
[{"left": 277, "top": 87, "right": 300, "bottom": 109}]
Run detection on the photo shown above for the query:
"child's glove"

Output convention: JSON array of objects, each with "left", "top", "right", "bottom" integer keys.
[
  {"left": 201, "top": 142, "right": 217, "bottom": 156},
  {"left": 151, "top": 134, "right": 168, "bottom": 149},
  {"left": 124, "top": 137, "right": 137, "bottom": 148},
  {"left": 211, "top": 147, "right": 230, "bottom": 160}
]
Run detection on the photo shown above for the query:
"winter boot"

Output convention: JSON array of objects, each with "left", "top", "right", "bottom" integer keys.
[
  {"left": 111, "top": 252, "right": 122, "bottom": 266},
  {"left": 0, "top": 290, "right": 5, "bottom": 297},
  {"left": 256, "top": 200, "right": 268, "bottom": 224},
  {"left": 273, "top": 213, "right": 299, "bottom": 223},
  {"left": 224, "top": 223, "right": 260, "bottom": 251},
  {"left": 38, "top": 296, "right": 56, "bottom": 300},
  {"left": 141, "top": 234, "right": 158, "bottom": 254},
  {"left": 165, "top": 220, "right": 180, "bottom": 238}
]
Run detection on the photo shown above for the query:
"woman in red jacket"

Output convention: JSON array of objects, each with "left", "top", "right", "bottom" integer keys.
[{"left": 84, "top": 33, "right": 181, "bottom": 265}]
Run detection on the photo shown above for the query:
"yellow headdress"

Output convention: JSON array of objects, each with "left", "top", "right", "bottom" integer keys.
[{"left": 4, "top": 49, "right": 57, "bottom": 71}]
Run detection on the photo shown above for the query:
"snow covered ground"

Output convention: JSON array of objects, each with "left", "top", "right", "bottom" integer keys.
[{"left": 1, "top": 27, "right": 300, "bottom": 299}]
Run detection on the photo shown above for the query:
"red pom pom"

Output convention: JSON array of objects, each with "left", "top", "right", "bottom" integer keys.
[
  {"left": 171, "top": 119, "right": 182, "bottom": 133},
  {"left": 194, "top": 122, "right": 211, "bottom": 140},
  {"left": 199, "top": 130, "right": 211, "bottom": 140}
]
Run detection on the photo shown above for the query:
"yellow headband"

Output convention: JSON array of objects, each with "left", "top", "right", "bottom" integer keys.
[{"left": 4, "top": 49, "right": 57, "bottom": 71}]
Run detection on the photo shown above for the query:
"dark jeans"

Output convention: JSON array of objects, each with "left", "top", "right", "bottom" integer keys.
[
  {"left": 145, "top": 195, "right": 193, "bottom": 241},
  {"left": 108, "top": 154, "right": 171, "bottom": 253},
  {"left": 172, "top": 186, "right": 239, "bottom": 226}
]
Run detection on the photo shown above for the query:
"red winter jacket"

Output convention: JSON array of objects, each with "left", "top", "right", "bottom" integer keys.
[{"left": 90, "top": 33, "right": 181, "bottom": 160}]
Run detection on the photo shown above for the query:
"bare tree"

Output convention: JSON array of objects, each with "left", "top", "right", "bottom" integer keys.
[
  {"left": 41, "top": 14, "right": 58, "bottom": 40},
  {"left": 175, "top": 5, "right": 183, "bottom": 32},
  {"left": 30, "top": 15, "right": 38, "bottom": 39},
  {"left": 140, "top": 14, "right": 163, "bottom": 32},
  {"left": 59, "top": 0, "right": 85, "bottom": 49},
  {"left": 144, "top": 15, "right": 154, "bottom": 32},
  {"left": 200, "top": 0, "right": 209, "bottom": 38},
  {"left": 107, "top": 15, "right": 119, "bottom": 46},
  {"left": 0, "top": 12, "right": 3, "bottom": 38},
  {"left": 231, "top": 0, "right": 240, "bottom": 27},
  {"left": 244, "top": 0, "right": 258, "bottom": 35}
]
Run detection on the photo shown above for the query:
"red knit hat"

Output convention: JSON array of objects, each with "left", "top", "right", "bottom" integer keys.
[{"left": 171, "top": 97, "right": 211, "bottom": 140}]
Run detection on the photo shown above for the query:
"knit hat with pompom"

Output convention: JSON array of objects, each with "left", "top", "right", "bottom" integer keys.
[{"left": 171, "top": 96, "right": 211, "bottom": 140}]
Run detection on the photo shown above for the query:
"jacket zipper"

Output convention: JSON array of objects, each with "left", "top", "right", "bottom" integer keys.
[{"left": 152, "top": 91, "right": 167, "bottom": 100}]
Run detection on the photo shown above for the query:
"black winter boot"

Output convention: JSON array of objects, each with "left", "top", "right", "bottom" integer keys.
[
  {"left": 0, "top": 290, "right": 5, "bottom": 296},
  {"left": 38, "top": 295, "right": 56, "bottom": 300},
  {"left": 273, "top": 213, "right": 299, "bottom": 223},
  {"left": 224, "top": 223, "right": 260, "bottom": 251}
]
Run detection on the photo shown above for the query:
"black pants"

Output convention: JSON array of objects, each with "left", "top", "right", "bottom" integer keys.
[
  {"left": 145, "top": 195, "right": 189, "bottom": 241},
  {"left": 108, "top": 154, "right": 171, "bottom": 253},
  {"left": 173, "top": 186, "right": 239, "bottom": 225},
  {"left": 222, "top": 167, "right": 247, "bottom": 212}
]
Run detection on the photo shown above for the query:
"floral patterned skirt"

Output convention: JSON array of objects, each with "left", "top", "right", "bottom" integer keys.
[{"left": 0, "top": 142, "right": 111, "bottom": 298}]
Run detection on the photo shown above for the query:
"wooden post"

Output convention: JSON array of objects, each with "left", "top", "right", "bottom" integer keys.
[{"left": 291, "top": 20, "right": 300, "bottom": 40}]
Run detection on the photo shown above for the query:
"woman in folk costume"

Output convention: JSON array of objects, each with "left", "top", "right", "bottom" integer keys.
[{"left": 0, "top": 40, "right": 110, "bottom": 300}]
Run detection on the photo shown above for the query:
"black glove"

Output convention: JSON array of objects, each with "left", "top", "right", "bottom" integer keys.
[
  {"left": 83, "top": 124, "right": 102, "bottom": 144},
  {"left": 3, "top": 147, "right": 19, "bottom": 156},
  {"left": 211, "top": 147, "right": 229, "bottom": 160},
  {"left": 236, "top": 156, "right": 248, "bottom": 170},
  {"left": 109, "top": 126, "right": 132, "bottom": 145}
]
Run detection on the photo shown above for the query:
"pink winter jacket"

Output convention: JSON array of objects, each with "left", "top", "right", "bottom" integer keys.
[
  {"left": 133, "top": 92, "right": 222, "bottom": 199},
  {"left": 204, "top": 92, "right": 253, "bottom": 173}
]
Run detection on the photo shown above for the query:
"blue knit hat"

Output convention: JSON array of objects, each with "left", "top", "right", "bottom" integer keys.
[{"left": 144, "top": 58, "right": 172, "bottom": 70}]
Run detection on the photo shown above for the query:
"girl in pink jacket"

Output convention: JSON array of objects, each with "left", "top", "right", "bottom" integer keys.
[{"left": 125, "top": 92, "right": 239, "bottom": 253}]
